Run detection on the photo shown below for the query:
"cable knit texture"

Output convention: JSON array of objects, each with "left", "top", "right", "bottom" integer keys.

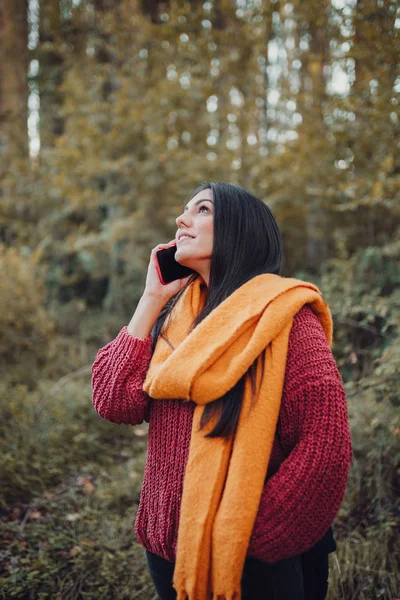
[
  {"left": 142, "top": 274, "right": 334, "bottom": 600},
  {"left": 92, "top": 305, "right": 352, "bottom": 569}
]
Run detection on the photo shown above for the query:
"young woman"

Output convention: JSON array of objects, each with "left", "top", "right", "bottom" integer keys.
[{"left": 92, "top": 182, "right": 352, "bottom": 600}]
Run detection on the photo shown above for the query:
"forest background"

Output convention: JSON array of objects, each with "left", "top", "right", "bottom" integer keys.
[{"left": 0, "top": 0, "right": 399, "bottom": 598}]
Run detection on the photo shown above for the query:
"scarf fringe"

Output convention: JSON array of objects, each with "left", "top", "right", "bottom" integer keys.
[
  {"left": 214, "top": 590, "right": 239, "bottom": 600},
  {"left": 176, "top": 586, "right": 240, "bottom": 600}
]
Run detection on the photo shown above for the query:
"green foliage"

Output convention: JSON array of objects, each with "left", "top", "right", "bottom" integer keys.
[
  {"left": 301, "top": 241, "right": 399, "bottom": 598},
  {"left": 0, "top": 379, "right": 150, "bottom": 598},
  {"left": 0, "top": 494, "right": 152, "bottom": 599},
  {"left": 320, "top": 240, "right": 400, "bottom": 384},
  {"left": 327, "top": 525, "right": 399, "bottom": 600},
  {"left": 0, "top": 246, "right": 54, "bottom": 386},
  {"left": 2, "top": 0, "right": 398, "bottom": 307},
  {"left": 0, "top": 482, "right": 152, "bottom": 599},
  {"left": 0, "top": 380, "right": 147, "bottom": 509},
  {"left": 318, "top": 242, "right": 400, "bottom": 517}
]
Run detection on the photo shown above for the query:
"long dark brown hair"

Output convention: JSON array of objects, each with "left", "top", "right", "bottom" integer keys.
[{"left": 151, "top": 181, "right": 283, "bottom": 438}]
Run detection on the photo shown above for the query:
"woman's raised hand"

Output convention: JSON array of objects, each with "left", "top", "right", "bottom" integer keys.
[
  {"left": 144, "top": 241, "right": 192, "bottom": 304},
  {"left": 127, "top": 242, "right": 192, "bottom": 339}
]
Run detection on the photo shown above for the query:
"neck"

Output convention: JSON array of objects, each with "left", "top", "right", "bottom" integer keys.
[
  {"left": 196, "top": 269, "right": 209, "bottom": 287},
  {"left": 190, "top": 263, "right": 210, "bottom": 287}
]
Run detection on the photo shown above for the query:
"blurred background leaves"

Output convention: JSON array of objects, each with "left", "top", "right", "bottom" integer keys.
[{"left": 0, "top": 0, "right": 399, "bottom": 598}]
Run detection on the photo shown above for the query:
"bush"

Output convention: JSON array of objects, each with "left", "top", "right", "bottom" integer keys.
[
  {"left": 314, "top": 242, "right": 400, "bottom": 599},
  {"left": 0, "top": 377, "right": 151, "bottom": 599},
  {"left": 0, "top": 379, "right": 148, "bottom": 509},
  {"left": 0, "top": 245, "right": 54, "bottom": 386}
]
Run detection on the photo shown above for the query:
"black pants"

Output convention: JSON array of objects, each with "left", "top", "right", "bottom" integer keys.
[
  {"left": 301, "top": 552, "right": 329, "bottom": 600},
  {"left": 146, "top": 550, "right": 323, "bottom": 600},
  {"left": 146, "top": 527, "right": 335, "bottom": 599}
]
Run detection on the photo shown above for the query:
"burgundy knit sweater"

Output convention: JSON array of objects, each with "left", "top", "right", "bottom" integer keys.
[{"left": 91, "top": 305, "right": 352, "bottom": 564}]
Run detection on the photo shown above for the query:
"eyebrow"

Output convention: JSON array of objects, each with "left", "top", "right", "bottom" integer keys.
[{"left": 184, "top": 198, "right": 214, "bottom": 211}]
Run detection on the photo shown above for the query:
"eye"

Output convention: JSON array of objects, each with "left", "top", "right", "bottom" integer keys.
[{"left": 198, "top": 204, "right": 210, "bottom": 213}]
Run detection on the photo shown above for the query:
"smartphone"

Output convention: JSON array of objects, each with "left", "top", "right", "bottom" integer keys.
[{"left": 155, "top": 244, "right": 196, "bottom": 285}]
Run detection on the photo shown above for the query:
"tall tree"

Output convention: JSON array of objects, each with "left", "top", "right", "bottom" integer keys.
[
  {"left": 38, "top": 0, "right": 89, "bottom": 149},
  {"left": 38, "top": 0, "right": 64, "bottom": 148},
  {"left": 297, "top": 0, "right": 331, "bottom": 269},
  {"left": 140, "top": 0, "right": 169, "bottom": 23},
  {"left": 0, "top": 0, "right": 29, "bottom": 157}
]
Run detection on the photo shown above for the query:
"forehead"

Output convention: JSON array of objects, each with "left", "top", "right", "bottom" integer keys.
[{"left": 185, "top": 188, "right": 213, "bottom": 209}]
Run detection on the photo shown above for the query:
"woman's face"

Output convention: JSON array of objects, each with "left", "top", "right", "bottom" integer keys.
[{"left": 174, "top": 188, "right": 214, "bottom": 284}]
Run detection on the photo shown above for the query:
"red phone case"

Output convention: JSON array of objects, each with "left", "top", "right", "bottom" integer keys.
[
  {"left": 155, "top": 250, "right": 169, "bottom": 285},
  {"left": 155, "top": 244, "right": 195, "bottom": 285}
]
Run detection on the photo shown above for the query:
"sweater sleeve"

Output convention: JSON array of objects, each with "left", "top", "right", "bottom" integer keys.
[
  {"left": 91, "top": 326, "right": 153, "bottom": 425},
  {"left": 247, "top": 305, "right": 352, "bottom": 563}
]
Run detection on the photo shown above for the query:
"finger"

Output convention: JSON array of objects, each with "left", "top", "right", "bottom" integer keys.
[
  {"left": 150, "top": 244, "right": 166, "bottom": 258},
  {"left": 151, "top": 241, "right": 176, "bottom": 255}
]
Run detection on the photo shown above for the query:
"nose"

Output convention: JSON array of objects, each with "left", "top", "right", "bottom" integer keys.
[{"left": 176, "top": 212, "right": 190, "bottom": 229}]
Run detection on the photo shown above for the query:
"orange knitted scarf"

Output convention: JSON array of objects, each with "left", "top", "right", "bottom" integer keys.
[{"left": 143, "top": 274, "right": 332, "bottom": 600}]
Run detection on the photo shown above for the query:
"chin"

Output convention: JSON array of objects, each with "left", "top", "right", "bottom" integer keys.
[{"left": 175, "top": 250, "right": 192, "bottom": 268}]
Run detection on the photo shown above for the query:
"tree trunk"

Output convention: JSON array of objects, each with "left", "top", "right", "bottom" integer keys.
[
  {"left": 37, "top": 0, "right": 65, "bottom": 149},
  {"left": 0, "top": 0, "right": 29, "bottom": 157},
  {"left": 140, "top": 0, "right": 169, "bottom": 23},
  {"left": 295, "top": 2, "right": 330, "bottom": 270}
]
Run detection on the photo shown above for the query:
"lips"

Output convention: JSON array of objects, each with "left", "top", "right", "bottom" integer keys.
[{"left": 177, "top": 233, "right": 195, "bottom": 243}]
